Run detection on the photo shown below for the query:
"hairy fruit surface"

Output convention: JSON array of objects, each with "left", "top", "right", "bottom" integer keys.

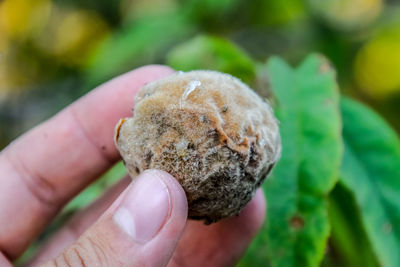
[{"left": 115, "top": 70, "right": 281, "bottom": 223}]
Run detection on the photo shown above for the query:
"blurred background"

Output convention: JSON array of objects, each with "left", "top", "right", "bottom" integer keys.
[
  {"left": 1, "top": 0, "right": 400, "bottom": 264},
  {"left": 2, "top": 0, "right": 400, "bottom": 149}
]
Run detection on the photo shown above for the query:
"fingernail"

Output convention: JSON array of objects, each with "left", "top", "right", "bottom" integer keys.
[{"left": 113, "top": 170, "right": 171, "bottom": 243}]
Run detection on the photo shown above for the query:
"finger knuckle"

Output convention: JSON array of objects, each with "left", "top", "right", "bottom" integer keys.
[
  {"left": 74, "top": 234, "right": 119, "bottom": 267},
  {"left": 59, "top": 245, "right": 87, "bottom": 267},
  {"left": 83, "top": 236, "right": 109, "bottom": 265},
  {"left": 56, "top": 231, "right": 121, "bottom": 267},
  {"left": 4, "top": 150, "right": 57, "bottom": 209}
]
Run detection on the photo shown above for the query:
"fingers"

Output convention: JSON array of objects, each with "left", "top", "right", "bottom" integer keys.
[
  {"left": 0, "top": 65, "right": 174, "bottom": 259},
  {"left": 43, "top": 170, "right": 188, "bottom": 267},
  {"left": 0, "top": 252, "right": 12, "bottom": 267},
  {"left": 33, "top": 183, "right": 265, "bottom": 267},
  {"left": 29, "top": 176, "right": 131, "bottom": 266},
  {"left": 169, "top": 189, "right": 266, "bottom": 267}
]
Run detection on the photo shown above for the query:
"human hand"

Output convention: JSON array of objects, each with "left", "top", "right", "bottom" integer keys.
[{"left": 0, "top": 66, "right": 266, "bottom": 267}]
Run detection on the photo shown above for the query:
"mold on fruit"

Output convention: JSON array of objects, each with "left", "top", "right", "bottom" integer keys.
[{"left": 115, "top": 70, "right": 281, "bottom": 223}]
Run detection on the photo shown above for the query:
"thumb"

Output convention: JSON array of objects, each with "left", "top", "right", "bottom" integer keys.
[{"left": 43, "top": 170, "right": 188, "bottom": 267}]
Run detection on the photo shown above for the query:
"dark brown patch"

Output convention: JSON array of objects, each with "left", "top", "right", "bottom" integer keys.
[
  {"left": 247, "top": 143, "right": 259, "bottom": 168},
  {"left": 290, "top": 214, "right": 305, "bottom": 229},
  {"left": 243, "top": 170, "right": 256, "bottom": 182},
  {"left": 200, "top": 115, "right": 209, "bottom": 123},
  {"left": 144, "top": 150, "right": 154, "bottom": 167},
  {"left": 188, "top": 142, "right": 195, "bottom": 150},
  {"left": 114, "top": 118, "right": 126, "bottom": 143}
]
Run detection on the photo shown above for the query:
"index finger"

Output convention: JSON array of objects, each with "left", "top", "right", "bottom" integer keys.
[{"left": 0, "top": 65, "right": 174, "bottom": 260}]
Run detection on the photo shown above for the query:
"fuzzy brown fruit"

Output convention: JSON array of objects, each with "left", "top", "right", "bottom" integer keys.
[{"left": 114, "top": 70, "right": 281, "bottom": 223}]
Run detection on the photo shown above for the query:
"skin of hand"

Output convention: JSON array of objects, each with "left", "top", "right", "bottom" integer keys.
[{"left": 0, "top": 66, "right": 266, "bottom": 267}]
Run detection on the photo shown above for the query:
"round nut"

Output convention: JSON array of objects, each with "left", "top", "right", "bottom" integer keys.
[{"left": 115, "top": 70, "right": 281, "bottom": 223}]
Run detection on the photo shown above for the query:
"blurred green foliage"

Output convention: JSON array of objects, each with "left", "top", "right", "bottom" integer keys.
[
  {"left": 2, "top": 0, "right": 400, "bottom": 266},
  {"left": 323, "top": 184, "right": 378, "bottom": 267},
  {"left": 167, "top": 35, "right": 255, "bottom": 83}
]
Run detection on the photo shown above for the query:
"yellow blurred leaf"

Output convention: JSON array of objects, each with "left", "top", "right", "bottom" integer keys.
[
  {"left": 35, "top": 8, "right": 110, "bottom": 67},
  {"left": 120, "top": 0, "right": 178, "bottom": 22},
  {"left": 52, "top": 10, "right": 110, "bottom": 65},
  {"left": 0, "top": 0, "right": 51, "bottom": 39},
  {"left": 354, "top": 26, "right": 400, "bottom": 99},
  {"left": 307, "top": 0, "right": 382, "bottom": 31}
]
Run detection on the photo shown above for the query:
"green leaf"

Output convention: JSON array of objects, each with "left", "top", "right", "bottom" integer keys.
[
  {"left": 240, "top": 54, "right": 342, "bottom": 267},
  {"left": 322, "top": 184, "right": 378, "bottom": 267},
  {"left": 248, "top": 0, "right": 306, "bottom": 26},
  {"left": 182, "top": 0, "right": 240, "bottom": 21},
  {"left": 85, "top": 12, "right": 196, "bottom": 88},
  {"left": 166, "top": 35, "right": 256, "bottom": 83},
  {"left": 340, "top": 97, "right": 400, "bottom": 267}
]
